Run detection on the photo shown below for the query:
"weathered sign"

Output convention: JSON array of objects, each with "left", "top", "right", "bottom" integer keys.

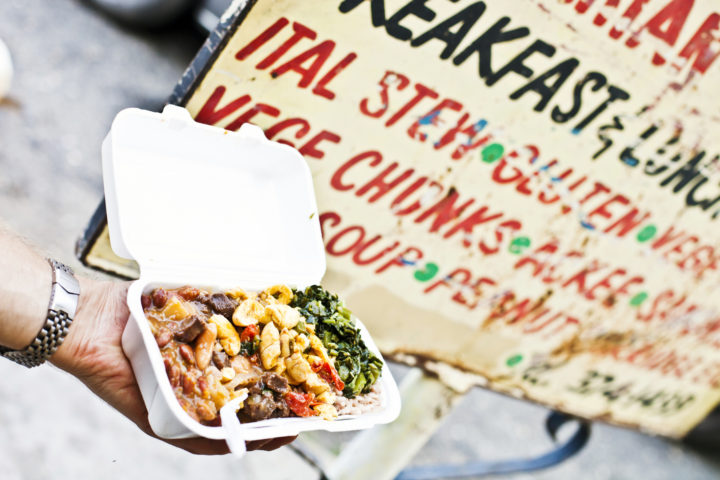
[{"left": 80, "top": 0, "right": 720, "bottom": 437}]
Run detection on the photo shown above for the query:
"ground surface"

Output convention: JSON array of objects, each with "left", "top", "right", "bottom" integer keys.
[{"left": 1, "top": 1, "right": 720, "bottom": 479}]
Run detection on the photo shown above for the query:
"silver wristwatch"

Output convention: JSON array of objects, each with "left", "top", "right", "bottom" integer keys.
[{"left": 0, "top": 259, "right": 81, "bottom": 368}]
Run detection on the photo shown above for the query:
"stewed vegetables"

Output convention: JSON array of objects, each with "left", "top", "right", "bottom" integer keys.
[{"left": 143, "top": 284, "right": 383, "bottom": 426}]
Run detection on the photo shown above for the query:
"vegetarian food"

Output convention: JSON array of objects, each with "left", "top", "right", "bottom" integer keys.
[
  {"left": 291, "top": 285, "right": 383, "bottom": 399},
  {"left": 142, "top": 284, "right": 383, "bottom": 426}
]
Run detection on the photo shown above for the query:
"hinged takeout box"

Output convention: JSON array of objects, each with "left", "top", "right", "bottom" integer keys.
[{"left": 102, "top": 105, "right": 401, "bottom": 456}]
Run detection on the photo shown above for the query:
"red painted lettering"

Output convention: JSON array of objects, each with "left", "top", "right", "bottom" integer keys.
[
  {"left": 478, "top": 219, "right": 522, "bottom": 255},
  {"left": 385, "top": 83, "right": 439, "bottom": 127},
  {"left": 319, "top": 211, "right": 342, "bottom": 238},
  {"left": 587, "top": 193, "right": 630, "bottom": 223},
  {"left": 351, "top": 236, "right": 400, "bottom": 265},
  {"left": 256, "top": 22, "right": 317, "bottom": 70},
  {"left": 265, "top": 118, "right": 311, "bottom": 146},
  {"left": 235, "top": 17, "right": 290, "bottom": 61},
  {"left": 330, "top": 150, "right": 383, "bottom": 192},
  {"left": 407, "top": 98, "right": 463, "bottom": 142},
  {"left": 226, "top": 103, "right": 280, "bottom": 131},
  {"left": 443, "top": 206, "right": 504, "bottom": 247},
  {"left": 677, "top": 13, "right": 720, "bottom": 73},
  {"left": 195, "top": 86, "right": 251, "bottom": 126},
  {"left": 603, "top": 207, "right": 651, "bottom": 237},
  {"left": 313, "top": 52, "right": 358, "bottom": 100},
  {"left": 414, "top": 189, "right": 474, "bottom": 233},
  {"left": 356, "top": 162, "right": 415, "bottom": 203},
  {"left": 271, "top": 40, "right": 336, "bottom": 88},
  {"left": 326, "top": 226, "right": 365, "bottom": 256},
  {"left": 360, "top": 71, "right": 410, "bottom": 118},
  {"left": 299, "top": 130, "right": 342, "bottom": 159}
]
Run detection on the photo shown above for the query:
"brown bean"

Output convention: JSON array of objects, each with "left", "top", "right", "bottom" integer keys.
[
  {"left": 155, "top": 327, "right": 172, "bottom": 348},
  {"left": 182, "top": 373, "right": 196, "bottom": 395},
  {"left": 195, "top": 402, "right": 217, "bottom": 421},
  {"left": 169, "top": 364, "right": 181, "bottom": 388},
  {"left": 163, "top": 356, "right": 172, "bottom": 374},
  {"left": 141, "top": 294, "right": 152, "bottom": 310},
  {"left": 152, "top": 288, "right": 168, "bottom": 308},
  {"left": 177, "top": 286, "right": 200, "bottom": 301},
  {"left": 179, "top": 344, "right": 196, "bottom": 366},
  {"left": 177, "top": 397, "right": 199, "bottom": 421},
  {"left": 197, "top": 376, "right": 209, "bottom": 396},
  {"left": 194, "top": 324, "right": 217, "bottom": 370}
]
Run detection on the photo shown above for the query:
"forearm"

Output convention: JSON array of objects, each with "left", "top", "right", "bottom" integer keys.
[
  {"left": 0, "top": 230, "right": 51, "bottom": 350},
  {"left": 0, "top": 228, "right": 130, "bottom": 382},
  {"left": 0, "top": 230, "right": 282, "bottom": 454}
]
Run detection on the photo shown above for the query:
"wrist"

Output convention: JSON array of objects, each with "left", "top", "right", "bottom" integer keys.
[
  {"left": 50, "top": 278, "right": 128, "bottom": 377},
  {"left": 0, "top": 253, "right": 51, "bottom": 350}
]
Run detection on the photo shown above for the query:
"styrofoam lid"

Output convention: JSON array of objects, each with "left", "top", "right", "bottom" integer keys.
[{"left": 102, "top": 106, "right": 326, "bottom": 286}]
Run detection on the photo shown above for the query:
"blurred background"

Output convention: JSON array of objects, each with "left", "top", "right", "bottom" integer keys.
[{"left": 1, "top": 0, "right": 720, "bottom": 478}]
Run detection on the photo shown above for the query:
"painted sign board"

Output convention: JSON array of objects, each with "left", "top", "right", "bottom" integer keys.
[{"left": 79, "top": 0, "right": 720, "bottom": 437}]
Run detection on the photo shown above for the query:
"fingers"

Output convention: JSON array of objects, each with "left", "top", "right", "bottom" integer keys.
[
  {"left": 135, "top": 414, "right": 230, "bottom": 455},
  {"left": 246, "top": 439, "right": 273, "bottom": 451},
  {"left": 162, "top": 435, "right": 296, "bottom": 455},
  {"left": 164, "top": 437, "right": 231, "bottom": 455},
  {"left": 248, "top": 435, "right": 297, "bottom": 451}
]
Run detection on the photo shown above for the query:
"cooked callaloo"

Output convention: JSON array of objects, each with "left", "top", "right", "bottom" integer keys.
[
  {"left": 142, "top": 284, "right": 383, "bottom": 426},
  {"left": 290, "top": 285, "right": 383, "bottom": 399}
]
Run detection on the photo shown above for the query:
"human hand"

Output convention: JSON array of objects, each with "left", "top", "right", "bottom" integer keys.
[{"left": 50, "top": 277, "right": 295, "bottom": 454}]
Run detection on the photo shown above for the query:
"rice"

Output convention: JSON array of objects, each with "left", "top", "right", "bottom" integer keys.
[{"left": 335, "top": 384, "right": 382, "bottom": 416}]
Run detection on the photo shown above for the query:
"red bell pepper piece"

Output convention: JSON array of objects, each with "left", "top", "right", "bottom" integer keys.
[
  {"left": 285, "top": 391, "right": 317, "bottom": 417},
  {"left": 315, "top": 362, "right": 345, "bottom": 391},
  {"left": 240, "top": 324, "right": 259, "bottom": 342}
]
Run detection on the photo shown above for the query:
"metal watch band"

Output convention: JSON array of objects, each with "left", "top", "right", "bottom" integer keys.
[{"left": 0, "top": 259, "right": 81, "bottom": 368}]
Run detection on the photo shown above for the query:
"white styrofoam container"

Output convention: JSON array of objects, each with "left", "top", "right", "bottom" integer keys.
[{"left": 102, "top": 106, "right": 401, "bottom": 456}]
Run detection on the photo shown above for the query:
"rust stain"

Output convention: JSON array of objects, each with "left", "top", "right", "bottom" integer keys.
[
  {"left": 0, "top": 96, "right": 21, "bottom": 110},
  {"left": 603, "top": 293, "right": 617, "bottom": 308},
  {"left": 481, "top": 289, "right": 554, "bottom": 329},
  {"left": 551, "top": 331, "right": 634, "bottom": 359},
  {"left": 537, "top": 3, "right": 551, "bottom": 15}
]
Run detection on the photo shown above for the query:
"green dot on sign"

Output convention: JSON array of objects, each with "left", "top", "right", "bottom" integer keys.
[
  {"left": 506, "top": 354, "right": 523, "bottom": 367},
  {"left": 414, "top": 262, "right": 439, "bottom": 282},
  {"left": 630, "top": 292, "right": 648, "bottom": 306},
  {"left": 636, "top": 225, "right": 657, "bottom": 242},
  {"left": 509, "top": 236, "right": 531, "bottom": 254},
  {"left": 481, "top": 143, "right": 504, "bottom": 163}
]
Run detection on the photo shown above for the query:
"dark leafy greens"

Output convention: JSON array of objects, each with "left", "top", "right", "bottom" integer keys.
[
  {"left": 239, "top": 339, "right": 258, "bottom": 356},
  {"left": 291, "top": 285, "right": 383, "bottom": 398}
]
